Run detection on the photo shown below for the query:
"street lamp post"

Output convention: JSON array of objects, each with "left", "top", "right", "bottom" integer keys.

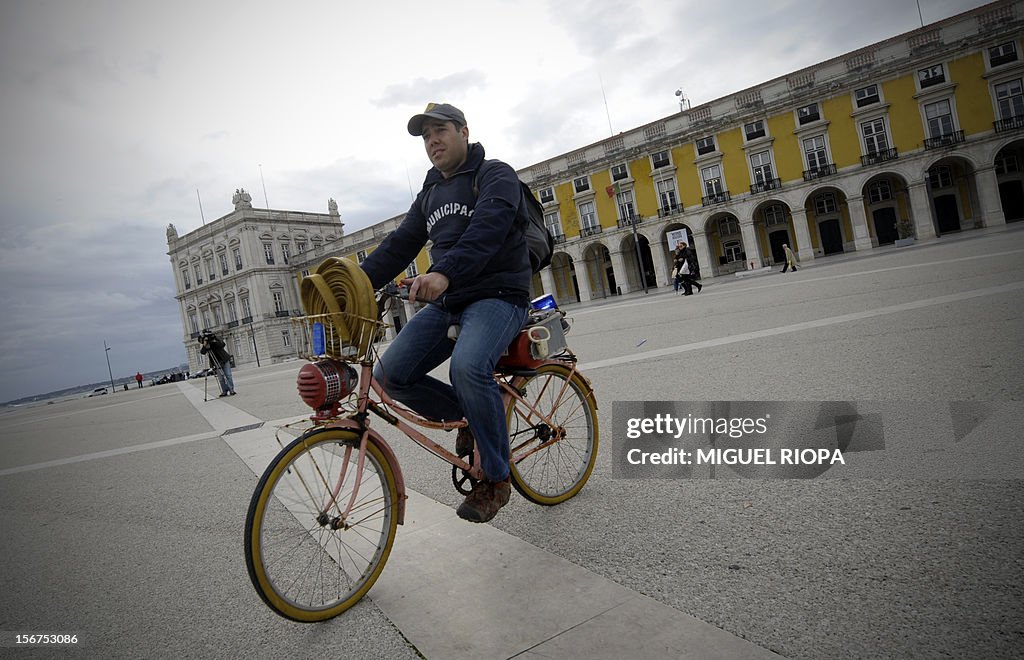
[{"left": 104, "top": 340, "right": 115, "bottom": 394}]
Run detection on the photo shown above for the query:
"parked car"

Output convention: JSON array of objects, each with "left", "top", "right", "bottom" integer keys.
[{"left": 87, "top": 387, "right": 107, "bottom": 397}]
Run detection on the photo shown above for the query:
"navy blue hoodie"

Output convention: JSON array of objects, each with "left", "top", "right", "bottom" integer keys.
[{"left": 361, "top": 142, "right": 531, "bottom": 310}]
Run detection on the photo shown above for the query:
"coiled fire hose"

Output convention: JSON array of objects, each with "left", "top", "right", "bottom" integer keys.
[{"left": 299, "top": 257, "right": 379, "bottom": 359}]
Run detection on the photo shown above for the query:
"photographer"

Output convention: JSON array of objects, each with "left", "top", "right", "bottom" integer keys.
[{"left": 199, "top": 330, "right": 236, "bottom": 397}]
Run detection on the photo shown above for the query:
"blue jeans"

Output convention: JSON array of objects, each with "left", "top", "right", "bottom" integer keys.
[
  {"left": 373, "top": 298, "right": 528, "bottom": 482},
  {"left": 215, "top": 360, "right": 234, "bottom": 394}
]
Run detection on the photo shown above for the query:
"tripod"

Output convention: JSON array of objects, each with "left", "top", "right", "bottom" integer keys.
[
  {"left": 202, "top": 362, "right": 220, "bottom": 402},
  {"left": 201, "top": 340, "right": 225, "bottom": 402}
]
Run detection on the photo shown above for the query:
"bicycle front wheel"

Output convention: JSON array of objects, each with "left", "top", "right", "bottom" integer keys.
[
  {"left": 506, "top": 362, "right": 599, "bottom": 505},
  {"left": 244, "top": 428, "right": 399, "bottom": 622}
]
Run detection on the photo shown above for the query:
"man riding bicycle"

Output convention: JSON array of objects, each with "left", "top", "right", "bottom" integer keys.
[{"left": 359, "top": 103, "right": 531, "bottom": 523}]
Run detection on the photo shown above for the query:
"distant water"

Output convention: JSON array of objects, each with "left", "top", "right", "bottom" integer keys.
[{"left": 3, "top": 364, "right": 190, "bottom": 409}]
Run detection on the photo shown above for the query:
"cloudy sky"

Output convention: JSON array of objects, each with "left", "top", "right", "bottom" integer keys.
[{"left": 0, "top": 0, "right": 989, "bottom": 402}]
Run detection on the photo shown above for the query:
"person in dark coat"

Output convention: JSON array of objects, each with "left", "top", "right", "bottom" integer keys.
[
  {"left": 199, "top": 330, "right": 235, "bottom": 396},
  {"left": 673, "top": 241, "right": 702, "bottom": 295},
  {"left": 359, "top": 103, "right": 531, "bottom": 524}
]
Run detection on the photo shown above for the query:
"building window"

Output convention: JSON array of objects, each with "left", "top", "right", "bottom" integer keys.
[
  {"left": 263, "top": 243, "right": 275, "bottom": 265},
  {"left": 989, "top": 42, "right": 1018, "bottom": 67},
  {"left": 544, "top": 210, "right": 562, "bottom": 237},
  {"left": 194, "top": 264, "right": 203, "bottom": 285},
  {"left": 855, "top": 84, "right": 880, "bottom": 108},
  {"left": 301, "top": 268, "right": 310, "bottom": 278},
  {"left": 182, "top": 269, "right": 191, "bottom": 290},
  {"left": 281, "top": 244, "right": 290, "bottom": 265},
  {"left": 814, "top": 193, "right": 837, "bottom": 215},
  {"left": 272, "top": 291, "right": 285, "bottom": 313},
  {"left": 702, "top": 165, "right": 724, "bottom": 197},
  {"left": 296, "top": 241, "right": 307, "bottom": 253},
  {"left": 406, "top": 261, "right": 419, "bottom": 278},
  {"left": 227, "top": 301, "right": 237, "bottom": 323},
  {"left": 206, "top": 258, "right": 215, "bottom": 281},
  {"left": 764, "top": 204, "right": 786, "bottom": 226},
  {"left": 723, "top": 240, "right": 742, "bottom": 263},
  {"left": 929, "top": 166, "right": 953, "bottom": 189},
  {"left": 718, "top": 216, "right": 739, "bottom": 236},
  {"left": 241, "top": 297, "right": 252, "bottom": 320},
  {"left": 578, "top": 200, "right": 597, "bottom": 229},
  {"left": 918, "top": 63, "right": 946, "bottom": 89},
  {"left": 219, "top": 253, "right": 229, "bottom": 275},
  {"left": 202, "top": 309, "right": 212, "bottom": 330},
  {"left": 356, "top": 250, "right": 367, "bottom": 263},
  {"left": 696, "top": 136, "right": 716, "bottom": 155},
  {"left": 188, "top": 312, "right": 199, "bottom": 334},
  {"left": 803, "top": 135, "right": 829, "bottom": 170},
  {"left": 539, "top": 186, "right": 555, "bottom": 204},
  {"left": 573, "top": 176, "right": 591, "bottom": 194},
  {"left": 616, "top": 189, "right": 636, "bottom": 220},
  {"left": 924, "top": 99, "right": 954, "bottom": 138},
  {"left": 797, "top": 103, "right": 820, "bottom": 125},
  {"left": 651, "top": 150, "right": 670, "bottom": 169},
  {"left": 750, "top": 151, "right": 774, "bottom": 185},
  {"left": 656, "top": 179, "right": 678, "bottom": 213},
  {"left": 743, "top": 120, "right": 766, "bottom": 140},
  {"left": 995, "top": 154, "right": 1019, "bottom": 175},
  {"left": 868, "top": 180, "right": 892, "bottom": 203},
  {"left": 282, "top": 330, "right": 292, "bottom": 348},
  {"left": 995, "top": 79, "right": 1024, "bottom": 120},
  {"left": 611, "top": 163, "right": 629, "bottom": 181},
  {"left": 233, "top": 248, "right": 242, "bottom": 270},
  {"left": 861, "top": 118, "right": 890, "bottom": 154}
]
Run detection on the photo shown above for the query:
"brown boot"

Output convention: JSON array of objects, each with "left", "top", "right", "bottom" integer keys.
[
  {"left": 456, "top": 477, "right": 511, "bottom": 523},
  {"left": 455, "top": 427, "right": 474, "bottom": 457}
]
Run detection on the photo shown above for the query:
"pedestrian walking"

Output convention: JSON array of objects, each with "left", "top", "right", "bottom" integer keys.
[
  {"left": 781, "top": 244, "right": 799, "bottom": 273},
  {"left": 674, "top": 241, "right": 702, "bottom": 295}
]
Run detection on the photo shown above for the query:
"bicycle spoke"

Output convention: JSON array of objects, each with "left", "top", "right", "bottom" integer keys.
[{"left": 246, "top": 430, "right": 398, "bottom": 621}]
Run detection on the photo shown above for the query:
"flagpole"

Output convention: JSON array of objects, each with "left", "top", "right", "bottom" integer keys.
[{"left": 598, "top": 72, "right": 614, "bottom": 136}]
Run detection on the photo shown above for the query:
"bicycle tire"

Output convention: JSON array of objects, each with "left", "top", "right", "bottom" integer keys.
[
  {"left": 506, "top": 362, "right": 598, "bottom": 505},
  {"left": 244, "top": 427, "right": 399, "bottom": 622}
]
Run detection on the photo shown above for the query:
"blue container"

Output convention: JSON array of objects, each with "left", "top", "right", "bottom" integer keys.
[
  {"left": 530, "top": 294, "right": 557, "bottom": 311},
  {"left": 312, "top": 322, "right": 326, "bottom": 355}
]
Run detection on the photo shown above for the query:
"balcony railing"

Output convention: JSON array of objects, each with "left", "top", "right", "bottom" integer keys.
[
  {"left": 657, "top": 203, "right": 684, "bottom": 218},
  {"left": 923, "top": 130, "right": 965, "bottom": 150},
  {"left": 227, "top": 320, "right": 239, "bottom": 328},
  {"left": 860, "top": 148, "right": 899, "bottom": 167},
  {"left": 242, "top": 316, "right": 253, "bottom": 324},
  {"left": 702, "top": 191, "right": 731, "bottom": 207},
  {"left": 580, "top": 225, "right": 603, "bottom": 237},
  {"left": 803, "top": 163, "right": 837, "bottom": 181},
  {"left": 750, "top": 178, "right": 782, "bottom": 195},
  {"left": 274, "top": 310, "right": 290, "bottom": 318},
  {"left": 552, "top": 233, "right": 567, "bottom": 245},
  {"left": 617, "top": 214, "right": 643, "bottom": 228},
  {"left": 994, "top": 115, "right": 1024, "bottom": 133}
]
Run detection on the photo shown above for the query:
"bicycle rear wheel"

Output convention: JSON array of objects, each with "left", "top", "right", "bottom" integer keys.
[
  {"left": 506, "top": 362, "right": 598, "bottom": 505},
  {"left": 244, "top": 428, "right": 399, "bottom": 622}
]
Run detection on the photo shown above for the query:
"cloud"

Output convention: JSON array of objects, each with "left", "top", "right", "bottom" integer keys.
[{"left": 373, "top": 70, "right": 490, "bottom": 108}]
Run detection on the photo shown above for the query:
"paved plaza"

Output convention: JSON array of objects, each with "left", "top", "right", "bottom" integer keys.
[{"left": 2, "top": 225, "right": 1022, "bottom": 658}]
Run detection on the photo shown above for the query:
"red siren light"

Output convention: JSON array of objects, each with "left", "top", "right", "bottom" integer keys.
[{"left": 296, "top": 359, "right": 359, "bottom": 410}]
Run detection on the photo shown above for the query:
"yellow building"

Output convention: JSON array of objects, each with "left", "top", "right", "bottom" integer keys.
[
  {"left": 171, "top": 1, "right": 1024, "bottom": 367},
  {"left": 520, "top": 0, "right": 1024, "bottom": 303}
]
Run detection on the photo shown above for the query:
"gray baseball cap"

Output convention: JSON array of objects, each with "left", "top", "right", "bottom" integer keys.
[{"left": 407, "top": 103, "right": 466, "bottom": 136}]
